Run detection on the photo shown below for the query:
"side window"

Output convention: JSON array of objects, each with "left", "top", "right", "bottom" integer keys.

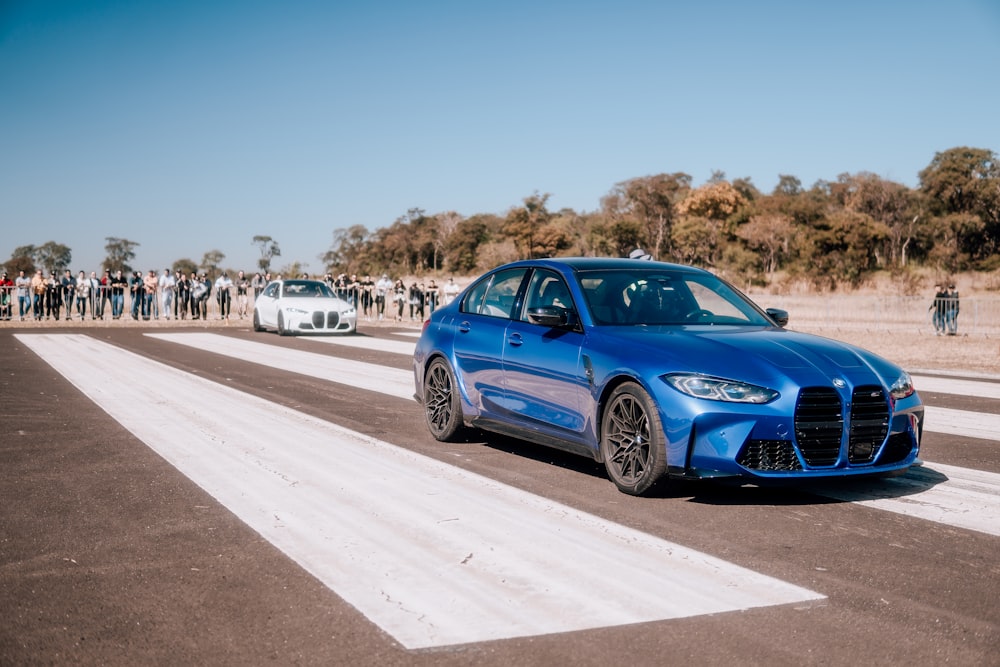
[
  {"left": 262, "top": 283, "right": 278, "bottom": 298},
  {"left": 461, "top": 268, "right": 526, "bottom": 318},
  {"left": 522, "top": 270, "right": 573, "bottom": 321}
]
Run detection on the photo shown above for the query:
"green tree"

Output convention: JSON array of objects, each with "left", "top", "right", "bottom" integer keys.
[
  {"left": 919, "top": 146, "right": 1000, "bottom": 262},
  {"left": 102, "top": 237, "right": 139, "bottom": 274},
  {"left": 602, "top": 173, "right": 690, "bottom": 259},
  {"left": 252, "top": 235, "right": 281, "bottom": 273},
  {"left": 322, "top": 225, "right": 371, "bottom": 275},
  {"left": 200, "top": 250, "right": 225, "bottom": 278},
  {"left": 34, "top": 241, "right": 72, "bottom": 274},
  {"left": 502, "top": 192, "right": 552, "bottom": 259},
  {"left": 172, "top": 258, "right": 198, "bottom": 276},
  {"left": 4, "top": 245, "right": 37, "bottom": 275}
]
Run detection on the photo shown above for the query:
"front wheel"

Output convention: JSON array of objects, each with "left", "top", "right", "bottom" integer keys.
[
  {"left": 423, "top": 358, "right": 466, "bottom": 442},
  {"left": 600, "top": 382, "right": 668, "bottom": 495},
  {"left": 277, "top": 312, "right": 290, "bottom": 336},
  {"left": 252, "top": 310, "right": 263, "bottom": 332}
]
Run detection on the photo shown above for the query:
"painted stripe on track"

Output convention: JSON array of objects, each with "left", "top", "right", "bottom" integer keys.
[
  {"left": 18, "top": 333, "right": 824, "bottom": 650},
  {"left": 146, "top": 332, "right": 414, "bottom": 400},
  {"left": 810, "top": 463, "right": 1000, "bottom": 536},
  {"left": 913, "top": 375, "right": 1000, "bottom": 400},
  {"left": 302, "top": 332, "right": 416, "bottom": 356},
  {"left": 923, "top": 406, "right": 1000, "bottom": 442}
]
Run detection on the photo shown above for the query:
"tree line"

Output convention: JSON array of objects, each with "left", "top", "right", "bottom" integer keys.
[{"left": 6, "top": 147, "right": 998, "bottom": 291}]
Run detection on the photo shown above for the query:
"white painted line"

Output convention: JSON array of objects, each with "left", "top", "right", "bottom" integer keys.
[
  {"left": 810, "top": 463, "right": 1000, "bottom": 537},
  {"left": 146, "top": 332, "right": 414, "bottom": 400},
  {"left": 302, "top": 332, "right": 415, "bottom": 356},
  {"left": 913, "top": 375, "right": 1000, "bottom": 400},
  {"left": 923, "top": 406, "right": 1000, "bottom": 442},
  {"left": 19, "top": 333, "right": 824, "bottom": 650}
]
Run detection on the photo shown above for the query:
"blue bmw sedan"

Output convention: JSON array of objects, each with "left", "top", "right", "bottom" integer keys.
[{"left": 413, "top": 258, "right": 924, "bottom": 496}]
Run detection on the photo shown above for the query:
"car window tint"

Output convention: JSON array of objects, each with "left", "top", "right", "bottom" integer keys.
[
  {"left": 522, "top": 270, "right": 573, "bottom": 321},
  {"left": 461, "top": 268, "right": 526, "bottom": 318}
]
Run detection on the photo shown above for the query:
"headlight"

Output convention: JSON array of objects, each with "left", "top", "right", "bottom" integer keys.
[
  {"left": 663, "top": 373, "right": 779, "bottom": 404},
  {"left": 285, "top": 307, "right": 309, "bottom": 315},
  {"left": 889, "top": 372, "right": 915, "bottom": 400}
]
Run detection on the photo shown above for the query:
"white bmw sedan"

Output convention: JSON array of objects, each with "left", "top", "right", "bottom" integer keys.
[{"left": 253, "top": 279, "right": 357, "bottom": 335}]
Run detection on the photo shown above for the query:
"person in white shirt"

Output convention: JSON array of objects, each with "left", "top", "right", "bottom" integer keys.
[
  {"left": 375, "top": 274, "right": 393, "bottom": 320},
  {"left": 214, "top": 272, "right": 233, "bottom": 319},
  {"left": 443, "top": 277, "right": 461, "bottom": 305},
  {"left": 158, "top": 269, "right": 176, "bottom": 320}
]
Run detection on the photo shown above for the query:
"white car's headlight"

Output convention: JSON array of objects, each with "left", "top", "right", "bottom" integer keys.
[
  {"left": 889, "top": 372, "right": 915, "bottom": 400},
  {"left": 663, "top": 373, "right": 779, "bottom": 404},
  {"left": 285, "top": 307, "right": 309, "bottom": 315}
]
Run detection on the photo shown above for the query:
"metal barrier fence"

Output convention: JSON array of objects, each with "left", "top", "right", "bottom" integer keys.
[{"left": 749, "top": 294, "right": 1000, "bottom": 336}]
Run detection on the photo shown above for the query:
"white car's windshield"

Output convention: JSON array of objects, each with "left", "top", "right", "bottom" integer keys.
[{"left": 282, "top": 280, "right": 335, "bottom": 298}]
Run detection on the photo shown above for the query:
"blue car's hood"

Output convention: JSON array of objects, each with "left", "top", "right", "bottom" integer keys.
[{"left": 593, "top": 325, "right": 904, "bottom": 388}]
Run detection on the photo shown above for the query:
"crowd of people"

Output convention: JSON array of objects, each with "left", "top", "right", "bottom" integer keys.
[
  {"left": 0, "top": 267, "right": 464, "bottom": 324},
  {"left": 324, "top": 273, "right": 462, "bottom": 322},
  {"left": 0, "top": 268, "right": 260, "bottom": 322}
]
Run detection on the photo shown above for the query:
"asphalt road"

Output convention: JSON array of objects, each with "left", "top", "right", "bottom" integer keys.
[{"left": 1, "top": 326, "right": 998, "bottom": 666}]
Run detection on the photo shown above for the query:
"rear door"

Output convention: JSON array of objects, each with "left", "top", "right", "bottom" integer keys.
[{"left": 450, "top": 268, "right": 527, "bottom": 417}]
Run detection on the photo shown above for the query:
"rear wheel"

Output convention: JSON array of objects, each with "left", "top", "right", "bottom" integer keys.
[
  {"left": 600, "top": 382, "right": 668, "bottom": 495},
  {"left": 423, "top": 358, "right": 465, "bottom": 441}
]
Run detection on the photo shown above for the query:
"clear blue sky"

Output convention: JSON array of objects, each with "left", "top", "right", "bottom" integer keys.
[{"left": 2, "top": 0, "right": 998, "bottom": 274}]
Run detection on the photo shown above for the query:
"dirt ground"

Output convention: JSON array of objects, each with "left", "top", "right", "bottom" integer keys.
[{"left": 792, "top": 325, "right": 1000, "bottom": 375}]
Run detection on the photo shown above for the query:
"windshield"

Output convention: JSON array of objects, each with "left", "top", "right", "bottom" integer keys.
[
  {"left": 577, "top": 268, "right": 772, "bottom": 326},
  {"left": 282, "top": 280, "right": 335, "bottom": 298}
]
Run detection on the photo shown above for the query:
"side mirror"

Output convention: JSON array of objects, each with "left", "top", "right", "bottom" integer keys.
[
  {"left": 766, "top": 308, "right": 789, "bottom": 327},
  {"left": 527, "top": 306, "right": 574, "bottom": 328}
]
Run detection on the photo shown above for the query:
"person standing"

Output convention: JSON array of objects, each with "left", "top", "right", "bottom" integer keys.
[
  {"left": 930, "top": 284, "right": 948, "bottom": 335},
  {"left": 175, "top": 272, "right": 191, "bottom": 319},
  {"left": 31, "top": 269, "right": 46, "bottom": 320},
  {"left": 60, "top": 270, "right": 76, "bottom": 319},
  {"left": 443, "top": 277, "right": 461, "bottom": 305},
  {"left": 235, "top": 270, "right": 250, "bottom": 319},
  {"left": 215, "top": 272, "right": 233, "bottom": 319},
  {"left": 129, "top": 271, "right": 143, "bottom": 319},
  {"left": 945, "top": 283, "right": 960, "bottom": 335},
  {"left": 15, "top": 270, "right": 31, "bottom": 321},
  {"left": 74, "top": 270, "right": 90, "bottom": 320},
  {"left": 0, "top": 271, "right": 12, "bottom": 321},
  {"left": 141, "top": 270, "right": 157, "bottom": 320},
  {"left": 375, "top": 274, "right": 393, "bottom": 321},
  {"left": 95, "top": 270, "right": 110, "bottom": 319},
  {"left": 408, "top": 281, "right": 423, "bottom": 320},
  {"left": 45, "top": 271, "right": 63, "bottom": 320},
  {"left": 158, "top": 268, "right": 176, "bottom": 320},
  {"left": 110, "top": 270, "right": 127, "bottom": 319}
]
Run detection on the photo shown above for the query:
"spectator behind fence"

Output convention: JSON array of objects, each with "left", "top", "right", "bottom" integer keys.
[
  {"left": 945, "top": 283, "right": 960, "bottom": 335},
  {"left": 15, "top": 270, "right": 31, "bottom": 321},
  {"left": 930, "top": 284, "right": 947, "bottom": 335},
  {"left": 110, "top": 270, "right": 127, "bottom": 319},
  {"left": 159, "top": 268, "right": 175, "bottom": 320},
  {"left": 75, "top": 270, "right": 91, "bottom": 320},
  {"left": 0, "top": 271, "right": 12, "bottom": 321},
  {"left": 235, "top": 270, "right": 250, "bottom": 319},
  {"left": 215, "top": 272, "right": 233, "bottom": 319},
  {"left": 31, "top": 269, "right": 46, "bottom": 320}
]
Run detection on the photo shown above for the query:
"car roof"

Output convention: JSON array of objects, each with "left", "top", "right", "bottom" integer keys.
[{"left": 507, "top": 257, "right": 711, "bottom": 275}]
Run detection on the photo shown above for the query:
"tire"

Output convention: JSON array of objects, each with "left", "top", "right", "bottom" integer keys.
[
  {"left": 600, "top": 382, "right": 668, "bottom": 495},
  {"left": 423, "top": 358, "right": 466, "bottom": 442},
  {"left": 277, "top": 312, "right": 289, "bottom": 336},
  {"left": 252, "top": 310, "right": 263, "bottom": 332}
]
